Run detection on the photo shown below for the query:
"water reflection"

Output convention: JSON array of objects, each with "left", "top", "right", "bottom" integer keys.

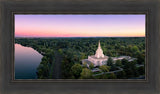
[{"left": 15, "top": 44, "right": 43, "bottom": 79}]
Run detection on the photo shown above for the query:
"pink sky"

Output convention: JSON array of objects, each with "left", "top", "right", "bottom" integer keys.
[{"left": 15, "top": 15, "right": 145, "bottom": 37}]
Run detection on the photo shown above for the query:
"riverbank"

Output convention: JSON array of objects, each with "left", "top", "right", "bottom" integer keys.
[
  {"left": 15, "top": 44, "right": 43, "bottom": 79},
  {"left": 15, "top": 43, "right": 45, "bottom": 56}
]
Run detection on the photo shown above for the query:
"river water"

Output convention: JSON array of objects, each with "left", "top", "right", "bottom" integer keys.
[{"left": 15, "top": 44, "right": 43, "bottom": 79}]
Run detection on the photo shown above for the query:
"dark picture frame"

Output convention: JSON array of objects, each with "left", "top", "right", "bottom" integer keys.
[
  {"left": 13, "top": 13, "right": 147, "bottom": 81},
  {"left": 0, "top": 0, "right": 160, "bottom": 94}
]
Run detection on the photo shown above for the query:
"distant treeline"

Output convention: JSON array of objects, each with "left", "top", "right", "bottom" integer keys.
[{"left": 15, "top": 37, "right": 145, "bottom": 79}]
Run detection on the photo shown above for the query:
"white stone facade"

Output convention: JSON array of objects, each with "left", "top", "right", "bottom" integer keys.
[
  {"left": 95, "top": 41, "right": 105, "bottom": 58},
  {"left": 82, "top": 41, "right": 137, "bottom": 67},
  {"left": 88, "top": 56, "right": 108, "bottom": 66},
  {"left": 87, "top": 41, "right": 108, "bottom": 66}
]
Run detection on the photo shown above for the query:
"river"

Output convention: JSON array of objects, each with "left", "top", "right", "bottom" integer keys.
[{"left": 15, "top": 44, "right": 43, "bottom": 79}]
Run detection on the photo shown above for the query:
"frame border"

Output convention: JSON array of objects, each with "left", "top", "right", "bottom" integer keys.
[
  {"left": 12, "top": 11, "right": 148, "bottom": 83},
  {"left": 0, "top": 0, "right": 160, "bottom": 94}
]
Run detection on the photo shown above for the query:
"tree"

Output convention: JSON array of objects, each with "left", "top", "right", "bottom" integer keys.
[
  {"left": 120, "top": 46, "right": 125, "bottom": 51},
  {"left": 110, "top": 64, "right": 117, "bottom": 71},
  {"left": 61, "top": 58, "right": 74, "bottom": 79},
  {"left": 37, "top": 63, "right": 49, "bottom": 79},
  {"left": 121, "top": 59, "right": 128, "bottom": 65},
  {"left": 123, "top": 61, "right": 137, "bottom": 78},
  {"left": 58, "top": 49, "right": 63, "bottom": 54},
  {"left": 127, "top": 45, "right": 132, "bottom": 53},
  {"left": 107, "top": 51, "right": 113, "bottom": 56},
  {"left": 116, "top": 71, "right": 126, "bottom": 79},
  {"left": 120, "top": 46, "right": 125, "bottom": 55},
  {"left": 71, "top": 64, "right": 82, "bottom": 79},
  {"left": 107, "top": 57, "right": 114, "bottom": 66},
  {"left": 99, "top": 65, "right": 110, "bottom": 72},
  {"left": 108, "top": 73, "right": 117, "bottom": 79},
  {"left": 82, "top": 62, "right": 88, "bottom": 68},
  {"left": 115, "top": 60, "right": 122, "bottom": 66},
  {"left": 80, "top": 68, "right": 92, "bottom": 79},
  {"left": 42, "top": 56, "right": 48, "bottom": 62},
  {"left": 138, "top": 66, "right": 145, "bottom": 75},
  {"left": 80, "top": 52, "right": 86, "bottom": 60},
  {"left": 131, "top": 45, "right": 139, "bottom": 53},
  {"left": 137, "top": 53, "right": 145, "bottom": 64},
  {"left": 89, "top": 63, "right": 94, "bottom": 69}
]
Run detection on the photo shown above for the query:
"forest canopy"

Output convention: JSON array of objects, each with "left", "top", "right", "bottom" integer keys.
[{"left": 15, "top": 37, "right": 145, "bottom": 79}]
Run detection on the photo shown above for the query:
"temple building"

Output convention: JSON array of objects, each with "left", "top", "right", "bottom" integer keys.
[
  {"left": 82, "top": 41, "right": 137, "bottom": 67},
  {"left": 82, "top": 41, "right": 108, "bottom": 67}
]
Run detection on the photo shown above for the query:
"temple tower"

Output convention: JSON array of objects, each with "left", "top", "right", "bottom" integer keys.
[{"left": 95, "top": 40, "right": 104, "bottom": 58}]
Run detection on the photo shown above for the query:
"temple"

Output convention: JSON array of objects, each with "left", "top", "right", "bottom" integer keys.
[
  {"left": 82, "top": 41, "right": 137, "bottom": 67},
  {"left": 87, "top": 41, "right": 108, "bottom": 66}
]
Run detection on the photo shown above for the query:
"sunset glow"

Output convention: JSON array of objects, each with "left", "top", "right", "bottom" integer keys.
[{"left": 15, "top": 15, "right": 145, "bottom": 37}]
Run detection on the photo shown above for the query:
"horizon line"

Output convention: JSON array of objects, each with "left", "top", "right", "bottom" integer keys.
[{"left": 15, "top": 36, "right": 145, "bottom": 38}]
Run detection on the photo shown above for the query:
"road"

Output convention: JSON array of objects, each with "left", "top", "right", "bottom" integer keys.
[
  {"left": 93, "top": 67, "right": 123, "bottom": 76},
  {"left": 52, "top": 51, "right": 62, "bottom": 79}
]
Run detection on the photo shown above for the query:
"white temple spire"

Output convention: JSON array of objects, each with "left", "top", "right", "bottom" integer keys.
[
  {"left": 98, "top": 40, "right": 101, "bottom": 49},
  {"left": 95, "top": 40, "right": 104, "bottom": 58},
  {"left": 86, "top": 40, "right": 108, "bottom": 67}
]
